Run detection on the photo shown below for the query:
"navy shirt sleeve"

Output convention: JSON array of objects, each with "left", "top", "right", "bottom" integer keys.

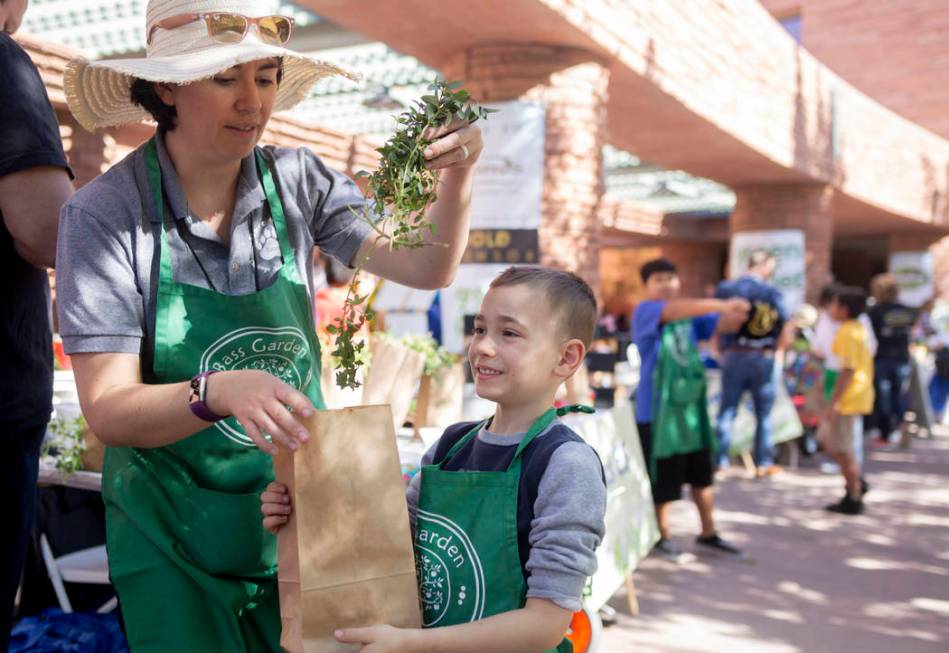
[
  {"left": 0, "top": 35, "right": 72, "bottom": 429},
  {"left": 0, "top": 35, "right": 72, "bottom": 179}
]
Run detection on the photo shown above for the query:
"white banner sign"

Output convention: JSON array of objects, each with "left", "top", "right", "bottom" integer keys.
[
  {"left": 729, "top": 229, "right": 805, "bottom": 313},
  {"left": 469, "top": 102, "right": 545, "bottom": 230},
  {"left": 889, "top": 251, "right": 934, "bottom": 308}
]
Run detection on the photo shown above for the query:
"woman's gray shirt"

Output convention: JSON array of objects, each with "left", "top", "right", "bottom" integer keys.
[{"left": 57, "top": 134, "right": 371, "bottom": 361}]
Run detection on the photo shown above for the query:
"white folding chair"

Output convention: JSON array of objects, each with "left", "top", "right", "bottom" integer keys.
[{"left": 39, "top": 533, "right": 116, "bottom": 613}]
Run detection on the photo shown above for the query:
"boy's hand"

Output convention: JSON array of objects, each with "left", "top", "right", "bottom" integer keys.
[
  {"left": 335, "top": 625, "right": 415, "bottom": 652},
  {"left": 260, "top": 481, "right": 292, "bottom": 534}
]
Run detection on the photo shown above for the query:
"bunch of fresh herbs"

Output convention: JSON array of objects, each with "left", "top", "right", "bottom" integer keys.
[
  {"left": 328, "top": 80, "right": 493, "bottom": 389},
  {"left": 41, "top": 415, "right": 88, "bottom": 478}
]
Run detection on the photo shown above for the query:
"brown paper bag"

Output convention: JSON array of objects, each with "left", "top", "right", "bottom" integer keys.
[
  {"left": 414, "top": 363, "right": 464, "bottom": 429},
  {"left": 362, "top": 335, "right": 426, "bottom": 429},
  {"left": 275, "top": 405, "right": 421, "bottom": 653}
]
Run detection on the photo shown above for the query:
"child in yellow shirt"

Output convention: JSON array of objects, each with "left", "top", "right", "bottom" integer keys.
[{"left": 821, "top": 286, "right": 874, "bottom": 515}]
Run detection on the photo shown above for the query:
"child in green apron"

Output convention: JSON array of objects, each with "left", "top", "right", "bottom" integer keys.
[
  {"left": 264, "top": 267, "right": 607, "bottom": 653},
  {"left": 631, "top": 258, "right": 750, "bottom": 561},
  {"left": 56, "top": 2, "right": 484, "bottom": 650}
]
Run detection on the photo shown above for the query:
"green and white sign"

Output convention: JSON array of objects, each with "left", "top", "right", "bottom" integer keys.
[
  {"left": 730, "top": 230, "right": 805, "bottom": 313},
  {"left": 889, "top": 251, "right": 933, "bottom": 308}
]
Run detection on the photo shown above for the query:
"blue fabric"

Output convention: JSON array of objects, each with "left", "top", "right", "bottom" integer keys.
[
  {"left": 9, "top": 609, "right": 128, "bottom": 653},
  {"left": 427, "top": 291, "right": 442, "bottom": 344},
  {"left": 716, "top": 275, "right": 788, "bottom": 350},
  {"left": 715, "top": 350, "right": 776, "bottom": 466},
  {"left": 930, "top": 375, "right": 949, "bottom": 418},
  {"left": 631, "top": 301, "right": 719, "bottom": 423},
  {"left": 872, "top": 358, "right": 910, "bottom": 437}
]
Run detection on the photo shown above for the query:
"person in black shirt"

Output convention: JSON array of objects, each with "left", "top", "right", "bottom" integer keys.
[
  {"left": 0, "top": 1, "right": 75, "bottom": 646},
  {"left": 714, "top": 250, "right": 788, "bottom": 475},
  {"left": 867, "top": 273, "right": 916, "bottom": 444}
]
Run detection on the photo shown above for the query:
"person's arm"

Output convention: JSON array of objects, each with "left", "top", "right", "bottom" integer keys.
[
  {"left": 662, "top": 297, "right": 749, "bottom": 324},
  {"left": 72, "top": 352, "right": 313, "bottom": 454},
  {"left": 359, "top": 117, "right": 483, "bottom": 290},
  {"left": 335, "top": 599, "right": 572, "bottom": 653},
  {"left": 0, "top": 165, "right": 73, "bottom": 268}
]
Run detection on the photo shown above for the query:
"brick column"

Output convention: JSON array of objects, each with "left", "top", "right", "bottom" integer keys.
[
  {"left": 444, "top": 45, "right": 610, "bottom": 293},
  {"left": 730, "top": 184, "right": 834, "bottom": 303},
  {"left": 58, "top": 110, "right": 112, "bottom": 189}
]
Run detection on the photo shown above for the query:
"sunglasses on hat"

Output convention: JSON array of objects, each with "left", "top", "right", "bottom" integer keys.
[{"left": 147, "top": 12, "right": 294, "bottom": 46}]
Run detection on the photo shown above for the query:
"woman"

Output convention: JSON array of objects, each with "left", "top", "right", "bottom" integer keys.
[{"left": 56, "top": 2, "right": 482, "bottom": 650}]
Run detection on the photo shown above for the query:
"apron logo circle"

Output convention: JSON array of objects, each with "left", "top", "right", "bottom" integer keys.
[
  {"left": 414, "top": 509, "right": 485, "bottom": 626},
  {"left": 199, "top": 326, "right": 313, "bottom": 446}
]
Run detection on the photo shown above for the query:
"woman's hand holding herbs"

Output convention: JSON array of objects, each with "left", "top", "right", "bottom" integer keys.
[
  {"left": 421, "top": 114, "right": 483, "bottom": 170},
  {"left": 329, "top": 81, "right": 494, "bottom": 390}
]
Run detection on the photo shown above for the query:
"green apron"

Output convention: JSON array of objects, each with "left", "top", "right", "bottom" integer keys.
[
  {"left": 415, "top": 405, "right": 593, "bottom": 653},
  {"left": 102, "top": 138, "right": 325, "bottom": 652},
  {"left": 823, "top": 368, "right": 840, "bottom": 404},
  {"left": 651, "top": 319, "right": 716, "bottom": 474}
]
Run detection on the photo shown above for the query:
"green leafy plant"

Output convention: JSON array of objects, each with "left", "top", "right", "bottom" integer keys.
[
  {"left": 328, "top": 80, "right": 495, "bottom": 389},
  {"left": 399, "top": 333, "right": 458, "bottom": 378},
  {"left": 41, "top": 415, "right": 88, "bottom": 478}
]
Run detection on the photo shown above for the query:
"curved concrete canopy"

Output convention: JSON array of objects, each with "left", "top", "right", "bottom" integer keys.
[{"left": 301, "top": 0, "right": 949, "bottom": 232}]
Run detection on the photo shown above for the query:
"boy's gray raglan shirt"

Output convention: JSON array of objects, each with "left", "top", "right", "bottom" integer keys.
[
  {"left": 406, "top": 421, "right": 607, "bottom": 612},
  {"left": 57, "top": 134, "right": 371, "bottom": 357}
]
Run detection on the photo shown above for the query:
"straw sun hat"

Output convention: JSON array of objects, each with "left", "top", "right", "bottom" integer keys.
[{"left": 64, "top": 0, "right": 359, "bottom": 132}]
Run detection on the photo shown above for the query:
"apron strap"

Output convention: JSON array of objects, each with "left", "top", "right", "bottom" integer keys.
[
  {"left": 438, "top": 405, "right": 594, "bottom": 471},
  {"left": 254, "top": 149, "right": 296, "bottom": 271},
  {"left": 506, "top": 404, "right": 594, "bottom": 472},
  {"left": 437, "top": 420, "right": 490, "bottom": 469},
  {"left": 144, "top": 138, "right": 175, "bottom": 289}
]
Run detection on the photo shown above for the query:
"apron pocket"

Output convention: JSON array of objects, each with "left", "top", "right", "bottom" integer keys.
[{"left": 185, "top": 485, "right": 277, "bottom": 577}]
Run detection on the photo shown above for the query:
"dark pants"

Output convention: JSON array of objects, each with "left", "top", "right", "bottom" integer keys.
[
  {"left": 1, "top": 423, "right": 46, "bottom": 650},
  {"left": 716, "top": 351, "right": 776, "bottom": 467},
  {"left": 871, "top": 358, "right": 909, "bottom": 440}
]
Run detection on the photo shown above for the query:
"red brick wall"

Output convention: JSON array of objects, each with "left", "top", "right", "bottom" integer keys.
[{"left": 760, "top": 0, "right": 949, "bottom": 141}]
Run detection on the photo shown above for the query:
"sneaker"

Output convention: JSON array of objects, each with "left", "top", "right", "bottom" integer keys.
[
  {"left": 695, "top": 534, "right": 746, "bottom": 559},
  {"left": 652, "top": 537, "right": 683, "bottom": 561},
  {"left": 825, "top": 495, "right": 864, "bottom": 515},
  {"left": 861, "top": 477, "right": 870, "bottom": 496}
]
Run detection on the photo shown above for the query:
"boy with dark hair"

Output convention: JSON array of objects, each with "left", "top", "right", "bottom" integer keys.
[
  {"left": 821, "top": 286, "right": 874, "bottom": 515},
  {"left": 264, "top": 266, "right": 606, "bottom": 652},
  {"left": 632, "top": 258, "right": 750, "bottom": 560}
]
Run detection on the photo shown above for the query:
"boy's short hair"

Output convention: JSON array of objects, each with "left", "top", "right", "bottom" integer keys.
[
  {"left": 871, "top": 273, "right": 900, "bottom": 303},
  {"left": 818, "top": 284, "right": 842, "bottom": 308},
  {"left": 490, "top": 266, "right": 597, "bottom": 348},
  {"left": 747, "top": 249, "right": 775, "bottom": 270},
  {"left": 835, "top": 286, "right": 867, "bottom": 319},
  {"left": 639, "top": 258, "right": 677, "bottom": 284}
]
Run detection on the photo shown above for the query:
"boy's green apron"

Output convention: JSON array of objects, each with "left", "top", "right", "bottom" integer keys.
[
  {"left": 650, "top": 319, "right": 716, "bottom": 474},
  {"left": 101, "top": 139, "right": 325, "bottom": 652},
  {"left": 415, "top": 405, "right": 594, "bottom": 653}
]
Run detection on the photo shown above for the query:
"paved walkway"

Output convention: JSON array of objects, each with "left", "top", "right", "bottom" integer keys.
[{"left": 599, "top": 433, "right": 949, "bottom": 652}]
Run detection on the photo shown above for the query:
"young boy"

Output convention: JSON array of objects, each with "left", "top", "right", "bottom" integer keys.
[
  {"left": 632, "top": 258, "right": 750, "bottom": 560},
  {"left": 263, "top": 267, "right": 607, "bottom": 652},
  {"left": 821, "top": 286, "right": 874, "bottom": 515}
]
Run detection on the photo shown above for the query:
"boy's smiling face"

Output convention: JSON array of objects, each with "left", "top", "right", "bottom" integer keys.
[{"left": 468, "top": 284, "right": 572, "bottom": 407}]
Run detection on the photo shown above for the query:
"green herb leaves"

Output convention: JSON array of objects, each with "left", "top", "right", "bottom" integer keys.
[{"left": 328, "top": 80, "right": 493, "bottom": 389}]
